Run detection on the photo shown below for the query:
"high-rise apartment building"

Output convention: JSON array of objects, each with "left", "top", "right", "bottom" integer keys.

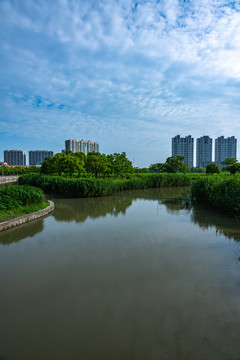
[
  {"left": 4, "top": 150, "right": 26, "bottom": 166},
  {"left": 29, "top": 150, "right": 55, "bottom": 166},
  {"left": 65, "top": 139, "right": 100, "bottom": 155},
  {"left": 196, "top": 136, "right": 212, "bottom": 168},
  {"left": 215, "top": 136, "right": 237, "bottom": 165},
  {"left": 172, "top": 135, "right": 194, "bottom": 167}
]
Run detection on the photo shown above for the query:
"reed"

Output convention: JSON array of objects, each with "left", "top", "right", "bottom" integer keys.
[
  {"left": 0, "top": 185, "right": 44, "bottom": 210},
  {"left": 18, "top": 173, "right": 191, "bottom": 197},
  {"left": 191, "top": 175, "right": 240, "bottom": 215}
]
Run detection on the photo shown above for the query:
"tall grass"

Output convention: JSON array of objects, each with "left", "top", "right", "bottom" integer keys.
[
  {"left": 0, "top": 185, "right": 44, "bottom": 210},
  {"left": 18, "top": 173, "right": 191, "bottom": 197},
  {"left": 191, "top": 175, "right": 240, "bottom": 215}
]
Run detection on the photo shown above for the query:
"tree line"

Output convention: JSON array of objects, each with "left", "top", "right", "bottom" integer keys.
[
  {"left": 0, "top": 166, "right": 40, "bottom": 176},
  {"left": 1, "top": 153, "right": 239, "bottom": 178},
  {"left": 149, "top": 156, "right": 240, "bottom": 174},
  {"left": 41, "top": 151, "right": 134, "bottom": 178},
  {"left": 149, "top": 156, "right": 189, "bottom": 173}
]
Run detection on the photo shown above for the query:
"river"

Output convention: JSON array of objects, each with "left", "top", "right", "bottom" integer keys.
[{"left": 0, "top": 187, "right": 240, "bottom": 360}]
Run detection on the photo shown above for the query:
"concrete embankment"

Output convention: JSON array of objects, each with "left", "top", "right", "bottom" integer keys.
[
  {"left": 0, "top": 200, "right": 54, "bottom": 232},
  {"left": 0, "top": 176, "right": 19, "bottom": 185}
]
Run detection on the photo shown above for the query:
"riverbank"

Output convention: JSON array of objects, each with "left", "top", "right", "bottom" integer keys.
[
  {"left": 0, "top": 175, "right": 19, "bottom": 185},
  {"left": 0, "top": 200, "right": 54, "bottom": 232}
]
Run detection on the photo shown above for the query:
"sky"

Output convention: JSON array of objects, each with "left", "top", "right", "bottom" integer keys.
[{"left": 0, "top": 0, "right": 240, "bottom": 167}]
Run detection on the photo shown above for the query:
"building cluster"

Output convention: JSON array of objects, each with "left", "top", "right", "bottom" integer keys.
[
  {"left": 172, "top": 135, "right": 237, "bottom": 167},
  {"left": 2, "top": 139, "right": 100, "bottom": 166}
]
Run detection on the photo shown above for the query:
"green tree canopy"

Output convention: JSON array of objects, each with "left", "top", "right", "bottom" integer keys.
[
  {"left": 40, "top": 157, "right": 57, "bottom": 174},
  {"left": 206, "top": 163, "right": 220, "bottom": 174},
  {"left": 149, "top": 156, "right": 188, "bottom": 173},
  {"left": 72, "top": 152, "right": 87, "bottom": 165},
  {"left": 61, "top": 156, "right": 84, "bottom": 178},
  {"left": 164, "top": 156, "right": 186, "bottom": 173},
  {"left": 86, "top": 152, "right": 108, "bottom": 178},
  {"left": 41, "top": 151, "right": 134, "bottom": 178},
  {"left": 221, "top": 158, "right": 237, "bottom": 166},
  {"left": 53, "top": 153, "right": 68, "bottom": 176},
  {"left": 112, "top": 152, "right": 133, "bottom": 178},
  {"left": 149, "top": 163, "right": 165, "bottom": 173},
  {"left": 226, "top": 163, "right": 240, "bottom": 175}
]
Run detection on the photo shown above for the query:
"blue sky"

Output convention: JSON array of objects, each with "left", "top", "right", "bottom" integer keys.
[{"left": 0, "top": 0, "right": 240, "bottom": 167}]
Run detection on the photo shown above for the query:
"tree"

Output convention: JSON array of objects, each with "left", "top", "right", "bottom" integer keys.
[
  {"left": 41, "top": 157, "right": 57, "bottom": 174},
  {"left": 149, "top": 163, "right": 165, "bottom": 173},
  {"left": 105, "top": 154, "right": 115, "bottom": 177},
  {"left": 206, "top": 163, "right": 220, "bottom": 174},
  {"left": 164, "top": 156, "right": 186, "bottom": 173},
  {"left": 221, "top": 158, "right": 239, "bottom": 174},
  {"left": 226, "top": 163, "right": 240, "bottom": 175},
  {"left": 72, "top": 152, "right": 87, "bottom": 166},
  {"left": 221, "top": 158, "right": 237, "bottom": 166},
  {"left": 112, "top": 152, "right": 133, "bottom": 178},
  {"left": 61, "top": 156, "right": 84, "bottom": 178},
  {"left": 71, "top": 152, "right": 87, "bottom": 177},
  {"left": 52, "top": 153, "right": 68, "bottom": 176},
  {"left": 86, "top": 152, "right": 108, "bottom": 178}
]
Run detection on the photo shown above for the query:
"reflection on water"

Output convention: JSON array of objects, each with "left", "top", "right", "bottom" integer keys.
[
  {"left": 161, "top": 198, "right": 191, "bottom": 215},
  {"left": 191, "top": 204, "right": 240, "bottom": 242},
  {"left": 0, "top": 219, "right": 44, "bottom": 245},
  {"left": 53, "top": 195, "right": 134, "bottom": 223},
  {"left": 52, "top": 187, "right": 240, "bottom": 242},
  {"left": 160, "top": 195, "right": 240, "bottom": 242},
  {"left": 52, "top": 186, "right": 191, "bottom": 224},
  {"left": 0, "top": 188, "right": 240, "bottom": 360}
]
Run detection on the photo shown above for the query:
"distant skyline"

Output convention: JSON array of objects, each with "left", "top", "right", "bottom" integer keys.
[{"left": 1, "top": 0, "right": 240, "bottom": 167}]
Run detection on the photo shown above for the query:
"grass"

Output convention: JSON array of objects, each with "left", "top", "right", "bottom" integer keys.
[{"left": 0, "top": 201, "right": 49, "bottom": 222}]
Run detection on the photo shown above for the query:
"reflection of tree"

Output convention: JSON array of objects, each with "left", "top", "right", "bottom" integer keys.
[
  {"left": 191, "top": 204, "right": 240, "bottom": 242},
  {"left": 0, "top": 219, "right": 44, "bottom": 245},
  {"left": 161, "top": 199, "right": 186, "bottom": 214},
  {"left": 53, "top": 196, "right": 134, "bottom": 223}
]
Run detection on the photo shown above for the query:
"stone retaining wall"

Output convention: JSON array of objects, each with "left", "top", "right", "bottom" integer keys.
[
  {"left": 0, "top": 200, "right": 54, "bottom": 232},
  {"left": 0, "top": 176, "right": 19, "bottom": 185}
]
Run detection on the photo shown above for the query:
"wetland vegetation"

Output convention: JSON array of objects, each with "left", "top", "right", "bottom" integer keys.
[{"left": 0, "top": 185, "right": 48, "bottom": 222}]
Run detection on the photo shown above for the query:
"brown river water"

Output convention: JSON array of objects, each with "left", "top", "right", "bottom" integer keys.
[{"left": 0, "top": 187, "right": 240, "bottom": 360}]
